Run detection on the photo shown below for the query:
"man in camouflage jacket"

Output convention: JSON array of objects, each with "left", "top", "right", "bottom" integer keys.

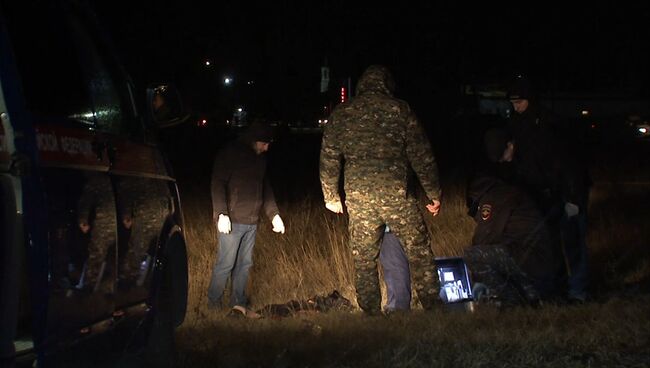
[{"left": 319, "top": 65, "right": 442, "bottom": 314}]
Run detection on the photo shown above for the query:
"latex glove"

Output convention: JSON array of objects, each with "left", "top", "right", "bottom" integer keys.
[
  {"left": 426, "top": 199, "right": 441, "bottom": 216},
  {"left": 217, "top": 214, "right": 232, "bottom": 234},
  {"left": 325, "top": 200, "right": 343, "bottom": 214},
  {"left": 272, "top": 214, "right": 285, "bottom": 234},
  {"left": 564, "top": 202, "right": 579, "bottom": 218}
]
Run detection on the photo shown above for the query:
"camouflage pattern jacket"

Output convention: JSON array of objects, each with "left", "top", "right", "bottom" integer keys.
[{"left": 319, "top": 65, "right": 441, "bottom": 204}]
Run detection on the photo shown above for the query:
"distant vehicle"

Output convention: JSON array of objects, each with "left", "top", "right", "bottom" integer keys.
[
  {"left": 1, "top": 1, "right": 188, "bottom": 366},
  {"left": 626, "top": 114, "right": 650, "bottom": 139}
]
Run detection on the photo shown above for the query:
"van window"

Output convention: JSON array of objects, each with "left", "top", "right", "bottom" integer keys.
[
  {"left": 2, "top": 1, "right": 94, "bottom": 126},
  {"left": 66, "top": 13, "right": 128, "bottom": 135},
  {"left": 2, "top": 2, "right": 140, "bottom": 137}
]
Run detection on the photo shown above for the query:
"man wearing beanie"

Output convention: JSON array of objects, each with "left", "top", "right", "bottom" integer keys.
[
  {"left": 208, "top": 122, "right": 285, "bottom": 314},
  {"left": 507, "top": 76, "right": 592, "bottom": 303}
]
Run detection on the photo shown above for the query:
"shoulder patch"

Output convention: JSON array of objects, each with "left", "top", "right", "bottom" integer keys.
[{"left": 480, "top": 204, "right": 492, "bottom": 221}]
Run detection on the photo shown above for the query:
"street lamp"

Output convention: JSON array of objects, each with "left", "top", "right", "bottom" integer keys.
[{"left": 224, "top": 76, "right": 233, "bottom": 86}]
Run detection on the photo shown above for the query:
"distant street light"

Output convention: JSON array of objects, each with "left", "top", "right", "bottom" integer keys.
[
  {"left": 205, "top": 60, "right": 211, "bottom": 67},
  {"left": 224, "top": 77, "right": 233, "bottom": 86}
]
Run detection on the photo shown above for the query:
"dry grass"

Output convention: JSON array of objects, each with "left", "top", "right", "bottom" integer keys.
[
  {"left": 174, "top": 174, "right": 650, "bottom": 367},
  {"left": 176, "top": 299, "right": 650, "bottom": 367}
]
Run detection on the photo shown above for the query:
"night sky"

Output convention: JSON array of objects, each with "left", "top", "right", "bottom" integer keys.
[{"left": 94, "top": 1, "right": 650, "bottom": 121}]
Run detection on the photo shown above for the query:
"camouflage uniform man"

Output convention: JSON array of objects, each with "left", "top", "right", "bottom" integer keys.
[{"left": 320, "top": 65, "right": 442, "bottom": 314}]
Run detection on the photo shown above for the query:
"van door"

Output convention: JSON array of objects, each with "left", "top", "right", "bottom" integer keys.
[
  {"left": 60, "top": 6, "right": 175, "bottom": 312},
  {"left": 1, "top": 1, "right": 118, "bottom": 341}
]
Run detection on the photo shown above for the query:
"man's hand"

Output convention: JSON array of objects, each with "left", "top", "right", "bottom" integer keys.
[
  {"left": 426, "top": 199, "right": 441, "bottom": 216},
  {"left": 217, "top": 214, "right": 232, "bottom": 234},
  {"left": 78, "top": 220, "right": 90, "bottom": 234},
  {"left": 122, "top": 214, "right": 133, "bottom": 230},
  {"left": 325, "top": 200, "right": 343, "bottom": 214},
  {"left": 272, "top": 214, "right": 285, "bottom": 234}
]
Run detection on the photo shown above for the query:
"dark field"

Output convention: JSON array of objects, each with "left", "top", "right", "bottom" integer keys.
[{"left": 165, "top": 122, "right": 650, "bottom": 367}]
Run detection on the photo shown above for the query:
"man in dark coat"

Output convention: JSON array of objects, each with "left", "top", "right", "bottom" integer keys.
[
  {"left": 507, "top": 77, "right": 591, "bottom": 302},
  {"left": 207, "top": 123, "right": 285, "bottom": 311}
]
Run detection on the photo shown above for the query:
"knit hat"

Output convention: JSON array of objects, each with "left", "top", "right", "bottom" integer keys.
[
  {"left": 245, "top": 122, "right": 274, "bottom": 143},
  {"left": 507, "top": 76, "right": 532, "bottom": 100}
]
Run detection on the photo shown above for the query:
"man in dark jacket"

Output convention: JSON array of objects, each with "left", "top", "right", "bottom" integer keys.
[
  {"left": 507, "top": 77, "right": 591, "bottom": 302},
  {"left": 207, "top": 123, "right": 285, "bottom": 310},
  {"left": 465, "top": 175, "right": 561, "bottom": 305},
  {"left": 464, "top": 128, "right": 563, "bottom": 306}
]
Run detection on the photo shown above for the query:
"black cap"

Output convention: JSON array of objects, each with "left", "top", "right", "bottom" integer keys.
[
  {"left": 507, "top": 76, "right": 532, "bottom": 100},
  {"left": 245, "top": 122, "right": 274, "bottom": 143},
  {"left": 483, "top": 128, "right": 510, "bottom": 163}
]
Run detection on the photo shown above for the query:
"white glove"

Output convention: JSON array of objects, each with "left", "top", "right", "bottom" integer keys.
[
  {"left": 325, "top": 200, "right": 343, "bottom": 214},
  {"left": 564, "top": 202, "right": 579, "bottom": 218},
  {"left": 272, "top": 214, "right": 285, "bottom": 234},
  {"left": 217, "top": 214, "right": 231, "bottom": 234}
]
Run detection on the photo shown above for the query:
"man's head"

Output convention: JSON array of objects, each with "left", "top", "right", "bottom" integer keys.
[
  {"left": 507, "top": 77, "right": 532, "bottom": 114},
  {"left": 245, "top": 122, "right": 273, "bottom": 154},
  {"left": 356, "top": 65, "right": 396, "bottom": 96},
  {"left": 484, "top": 127, "right": 514, "bottom": 163},
  {"left": 152, "top": 93, "right": 165, "bottom": 112}
]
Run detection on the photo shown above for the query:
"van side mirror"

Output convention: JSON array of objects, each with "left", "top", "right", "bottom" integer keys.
[{"left": 147, "top": 84, "right": 189, "bottom": 128}]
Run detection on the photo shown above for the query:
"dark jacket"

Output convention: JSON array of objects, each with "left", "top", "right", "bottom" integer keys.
[
  {"left": 508, "top": 103, "right": 591, "bottom": 212},
  {"left": 467, "top": 175, "right": 561, "bottom": 296},
  {"left": 211, "top": 139, "right": 279, "bottom": 225}
]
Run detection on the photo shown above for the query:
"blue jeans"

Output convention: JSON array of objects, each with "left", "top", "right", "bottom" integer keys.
[
  {"left": 379, "top": 231, "right": 411, "bottom": 311},
  {"left": 207, "top": 223, "right": 257, "bottom": 307}
]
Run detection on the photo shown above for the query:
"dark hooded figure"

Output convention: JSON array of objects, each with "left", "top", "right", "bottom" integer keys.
[
  {"left": 464, "top": 128, "right": 563, "bottom": 306},
  {"left": 319, "top": 65, "right": 442, "bottom": 314},
  {"left": 507, "top": 76, "right": 592, "bottom": 302}
]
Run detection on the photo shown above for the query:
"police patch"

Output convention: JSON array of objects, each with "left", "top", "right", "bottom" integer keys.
[{"left": 480, "top": 204, "right": 492, "bottom": 221}]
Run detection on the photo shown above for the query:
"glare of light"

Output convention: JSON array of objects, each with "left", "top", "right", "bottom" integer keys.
[
  {"left": 640, "top": 127, "right": 648, "bottom": 134},
  {"left": 237, "top": 108, "right": 243, "bottom": 112},
  {"left": 591, "top": 124, "right": 596, "bottom": 129},
  {"left": 205, "top": 60, "right": 211, "bottom": 66},
  {"left": 324, "top": 119, "right": 328, "bottom": 123},
  {"left": 581, "top": 110, "right": 589, "bottom": 116},
  {"left": 224, "top": 77, "right": 232, "bottom": 85},
  {"left": 247, "top": 80, "right": 254, "bottom": 85},
  {"left": 318, "top": 119, "right": 322, "bottom": 124},
  {"left": 202, "top": 119, "right": 207, "bottom": 124}
]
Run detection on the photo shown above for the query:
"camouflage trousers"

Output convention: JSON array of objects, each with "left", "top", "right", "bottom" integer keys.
[
  {"left": 347, "top": 193, "right": 439, "bottom": 313},
  {"left": 80, "top": 174, "right": 117, "bottom": 291},
  {"left": 117, "top": 178, "right": 170, "bottom": 282},
  {"left": 464, "top": 244, "right": 540, "bottom": 305}
]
